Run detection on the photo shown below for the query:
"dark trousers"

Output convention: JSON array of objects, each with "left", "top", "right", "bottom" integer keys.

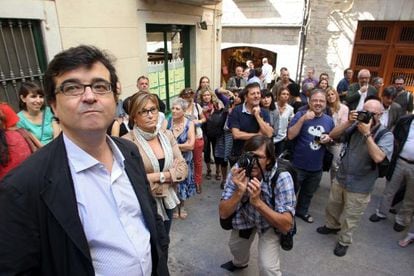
[
  {"left": 295, "top": 168, "right": 323, "bottom": 216},
  {"left": 203, "top": 135, "right": 217, "bottom": 163}
]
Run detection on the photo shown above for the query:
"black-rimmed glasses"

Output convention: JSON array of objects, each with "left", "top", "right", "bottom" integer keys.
[
  {"left": 56, "top": 80, "right": 112, "bottom": 96},
  {"left": 138, "top": 107, "right": 158, "bottom": 117}
]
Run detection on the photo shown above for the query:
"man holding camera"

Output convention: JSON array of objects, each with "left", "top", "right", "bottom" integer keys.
[
  {"left": 219, "top": 135, "right": 296, "bottom": 275},
  {"left": 317, "top": 99, "right": 394, "bottom": 257}
]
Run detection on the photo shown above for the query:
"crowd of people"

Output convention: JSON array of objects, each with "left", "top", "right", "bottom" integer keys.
[{"left": 0, "top": 45, "right": 413, "bottom": 275}]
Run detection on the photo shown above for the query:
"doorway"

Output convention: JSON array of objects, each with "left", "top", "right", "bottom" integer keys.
[{"left": 146, "top": 24, "right": 191, "bottom": 110}]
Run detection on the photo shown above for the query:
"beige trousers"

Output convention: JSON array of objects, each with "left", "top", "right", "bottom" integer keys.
[
  {"left": 325, "top": 179, "right": 371, "bottom": 246},
  {"left": 229, "top": 228, "right": 282, "bottom": 276}
]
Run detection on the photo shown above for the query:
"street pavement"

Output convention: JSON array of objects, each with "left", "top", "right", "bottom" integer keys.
[{"left": 168, "top": 170, "right": 414, "bottom": 276}]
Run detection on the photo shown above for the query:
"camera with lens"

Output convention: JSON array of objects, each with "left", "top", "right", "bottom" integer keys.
[
  {"left": 237, "top": 152, "right": 258, "bottom": 178},
  {"left": 356, "top": 111, "right": 373, "bottom": 124},
  {"left": 228, "top": 96, "right": 235, "bottom": 106}
]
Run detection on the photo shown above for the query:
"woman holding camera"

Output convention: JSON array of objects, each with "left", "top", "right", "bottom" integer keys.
[{"left": 122, "top": 92, "right": 187, "bottom": 233}]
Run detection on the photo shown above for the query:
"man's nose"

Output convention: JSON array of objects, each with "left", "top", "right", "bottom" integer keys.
[{"left": 81, "top": 86, "right": 97, "bottom": 102}]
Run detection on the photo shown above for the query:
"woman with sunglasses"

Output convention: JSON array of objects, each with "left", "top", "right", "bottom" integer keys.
[
  {"left": 122, "top": 92, "right": 187, "bottom": 234},
  {"left": 179, "top": 87, "right": 206, "bottom": 194}
]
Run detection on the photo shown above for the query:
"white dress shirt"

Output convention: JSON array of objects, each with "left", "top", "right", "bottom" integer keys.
[
  {"left": 63, "top": 134, "right": 152, "bottom": 276},
  {"left": 356, "top": 90, "right": 367, "bottom": 111}
]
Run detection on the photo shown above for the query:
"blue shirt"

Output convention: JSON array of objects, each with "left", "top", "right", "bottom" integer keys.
[
  {"left": 289, "top": 110, "right": 335, "bottom": 171},
  {"left": 64, "top": 134, "right": 152, "bottom": 276},
  {"left": 228, "top": 103, "right": 271, "bottom": 156},
  {"left": 336, "top": 78, "right": 350, "bottom": 95},
  {"left": 221, "top": 163, "right": 296, "bottom": 232}
]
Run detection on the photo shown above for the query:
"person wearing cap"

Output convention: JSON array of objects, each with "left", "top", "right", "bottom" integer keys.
[{"left": 0, "top": 103, "right": 33, "bottom": 179}]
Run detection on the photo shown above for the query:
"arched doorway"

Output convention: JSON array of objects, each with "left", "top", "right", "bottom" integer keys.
[{"left": 221, "top": 46, "right": 277, "bottom": 85}]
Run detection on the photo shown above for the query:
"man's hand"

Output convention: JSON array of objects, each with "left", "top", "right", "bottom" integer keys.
[
  {"left": 360, "top": 84, "right": 368, "bottom": 93},
  {"left": 247, "top": 177, "right": 262, "bottom": 207},
  {"left": 349, "top": 110, "right": 358, "bottom": 122},
  {"left": 252, "top": 106, "right": 261, "bottom": 118},
  {"left": 357, "top": 119, "right": 372, "bottom": 136},
  {"left": 303, "top": 110, "right": 315, "bottom": 121},
  {"left": 319, "top": 133, "right": 333, "bottom": 144},
  {"left": 231, "top": 167, "right": 248, "bottom": 195}
]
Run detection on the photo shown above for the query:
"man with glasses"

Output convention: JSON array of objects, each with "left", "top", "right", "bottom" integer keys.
[
  {"left": 394, "top": 76, "right": 413, "bottom": 114},
  {"left": 317, "top": 98, "right": 394, "bottom": 257},
  {"left": 0, "top": 45, "right": 169, "bottom": 275},
  {"left": 346, "top": 69, "right": 377, "bottom": 111},
  {"left": 287, "top": 89, "right": 335, "bottom": 224}
]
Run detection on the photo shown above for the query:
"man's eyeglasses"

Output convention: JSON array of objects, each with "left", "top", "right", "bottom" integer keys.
[
  {"left": 56, "top": 80, "right": 112, "bottom": 96},
  {"left": 138, "top": 107, "right": 158, "bottom": 117}
]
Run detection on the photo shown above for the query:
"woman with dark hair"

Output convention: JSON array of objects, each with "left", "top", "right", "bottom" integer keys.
[
  {"left": 195, "top": 76, "right": 210, "bottom": 100},
  {"left": 122, "top": 92, "right": 187, "bottom": 233},
  {"left": 260, "top": 89, "right": 279, "bottom": 150},
  {"left": 180, "top": 87, "right": 206, "bottom": 193},
  {"left": 17, "top": 81, "right": 60, "bottom": 145},
  {"left": 0, "top": 103, "right": 33, "bottom": 179},
  {"left": 317, "top": 79, "right": 329, "bottom": 90}
]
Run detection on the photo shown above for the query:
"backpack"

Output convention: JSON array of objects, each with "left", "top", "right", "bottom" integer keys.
[
  {"left": 204, "top": 108, "right": 228, "bottom": 139},
  {"left": 270, "top": 158, "right": 298, "bottom": 251}
]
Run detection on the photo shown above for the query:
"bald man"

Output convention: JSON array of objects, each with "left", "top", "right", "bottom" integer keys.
[{"left": 317, "top": 99, "right": 394, "bottom": 257}]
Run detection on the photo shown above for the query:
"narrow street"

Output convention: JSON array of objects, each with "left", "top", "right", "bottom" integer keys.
[{"left": 168, "top": 170, "right": 414, "bottom": 276}]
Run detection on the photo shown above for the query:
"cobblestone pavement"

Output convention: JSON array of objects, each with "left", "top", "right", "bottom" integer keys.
[{"left": 168, "top": 170, "right": 414, "bottom": 276}]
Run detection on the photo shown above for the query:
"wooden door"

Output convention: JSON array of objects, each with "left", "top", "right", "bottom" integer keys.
[{"left": 350, "top": 21, "right": 414, "bottom": 93}]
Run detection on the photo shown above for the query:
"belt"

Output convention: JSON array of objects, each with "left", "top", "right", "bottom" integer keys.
[{"left": 399, "top": 156, "right": 414, "bottom": 164}]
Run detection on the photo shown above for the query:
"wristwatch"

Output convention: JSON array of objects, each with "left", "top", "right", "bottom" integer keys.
[{"left": 159, "top": 172, "right": 166, "bottom": 184}]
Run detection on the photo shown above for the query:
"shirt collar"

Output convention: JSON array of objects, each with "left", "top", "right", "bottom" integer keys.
[
  {"left": 242, "top": 102, "right": 255, "bottom": 114},
  {"left": 63, "top": 133, "right": 125, "bottom": 173}
]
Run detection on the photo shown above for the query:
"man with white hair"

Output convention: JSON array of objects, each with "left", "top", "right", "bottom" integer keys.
[
  {"left": 317, "top": 98, "right": 394, "bottom": 257},
  {"left": 261, "top": 58, "right": 273, "bottom": 89},
  {"left": 346, "top": 69, "right": 377, "bottom": 111}
]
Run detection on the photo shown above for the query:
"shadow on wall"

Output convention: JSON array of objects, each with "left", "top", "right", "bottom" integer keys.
[{"left": 233, "top": 0, "right": 280, "bottom": 19}]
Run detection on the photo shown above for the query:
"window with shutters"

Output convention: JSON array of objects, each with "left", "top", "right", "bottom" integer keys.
[
  {"left": 0, "top": 19, "right": 47, "bottom": 111},
  {"left": 350, "top": 21, "right": 414, "bottom": 93}
]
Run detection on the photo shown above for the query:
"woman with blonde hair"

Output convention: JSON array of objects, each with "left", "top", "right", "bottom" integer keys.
[
  {"left": 122, "top": 92, "right": 187, "bottom": 233},
  {"left": 326, "top": 87, "right": 349, "bottom": 183},
  {"left": 198, "top": 87, "right": 225, "bottom": 183}
]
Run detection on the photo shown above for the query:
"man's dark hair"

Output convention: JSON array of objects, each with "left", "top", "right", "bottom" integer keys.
[
  {"left": 44, "top": 45, "right": 119, "bottom": 104},
  {"left": 344, "top": 68, "right": 352, "bottom": 75},
  {"left": 245, "top": 82, "right": 261, "bottom": 94},
  {"left": 254, "top": 68, "right": 262, "bottom": 77},
  {"left": 243, "top": 135, "right": 275, "bottom": 171},
  {"left": 382, "top": 86, "right": 397, "bottom": 99},
  {"left": 394, "top": 75, "right": 405, "bottom": 83}
]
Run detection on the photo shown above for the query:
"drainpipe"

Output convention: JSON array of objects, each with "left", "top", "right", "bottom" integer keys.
[{"left": 296, "top": 0, "right": 311, "bottom": 84}]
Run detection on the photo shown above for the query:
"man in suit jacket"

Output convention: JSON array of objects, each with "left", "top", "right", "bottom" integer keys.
[
  {"left": 226, "top": 66, "right": 247, "bottom": 91},
  {"left": 380, "top": 86, "right": 404, "bottom": 130},
  {"left": 346, "top": 69, "right": 377, "bottom": 111},
  {"left": 0, "top": 45, "right": 169, "bottom": 275}
]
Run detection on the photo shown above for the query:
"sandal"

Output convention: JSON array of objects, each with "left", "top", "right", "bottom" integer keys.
[
  {"left": 206, "top": 169, "right": 212, "bottom": 180},
  {"left": 398, "top": 233, "right": 414, "bottom": 248},
  {"left": 296, "top": 213, "right": 314, "bottom": 223},
  {"left": 180, "top": 208, "right": 188, "bottom": 219}
]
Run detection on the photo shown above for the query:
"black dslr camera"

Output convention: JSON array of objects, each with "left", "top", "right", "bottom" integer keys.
[
  {"left": 356, "top": 111, "right": 373, "bottom": 124},
  {"left": 237, "top": 152, "right": 258, "bottom": 178}
]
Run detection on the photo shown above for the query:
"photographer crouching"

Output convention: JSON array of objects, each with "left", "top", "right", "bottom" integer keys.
[{"left": 219, "top": 135, "right": 296, "bottom": 275}]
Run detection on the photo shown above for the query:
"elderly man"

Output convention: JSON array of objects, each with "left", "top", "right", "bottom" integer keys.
[
  {"left": 261, "top": 57, "right": 274, "bottom": 89},
  {"left": 317, "top": 99, "right": 394, "bottom": 257},
  {"left": 0, "top": 45, "right": 169, "bottom": 275},
  {"left": 346, "top": 68, "right": 377, "bottom": 111},
  {"left": 227, "top": 66, "right": 247, "bottom": 91},
  {"left": 288, "top": 89, "right": 335, "bottom": 223}
]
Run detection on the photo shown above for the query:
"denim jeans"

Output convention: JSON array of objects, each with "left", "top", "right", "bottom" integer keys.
[{"left": 295, "top": 167, "right": 323, "bottom": 216}]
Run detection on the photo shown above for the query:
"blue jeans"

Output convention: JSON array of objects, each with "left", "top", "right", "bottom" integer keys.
[{"left": 295, "top": 168, "right": 323, "bottom": 216}]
